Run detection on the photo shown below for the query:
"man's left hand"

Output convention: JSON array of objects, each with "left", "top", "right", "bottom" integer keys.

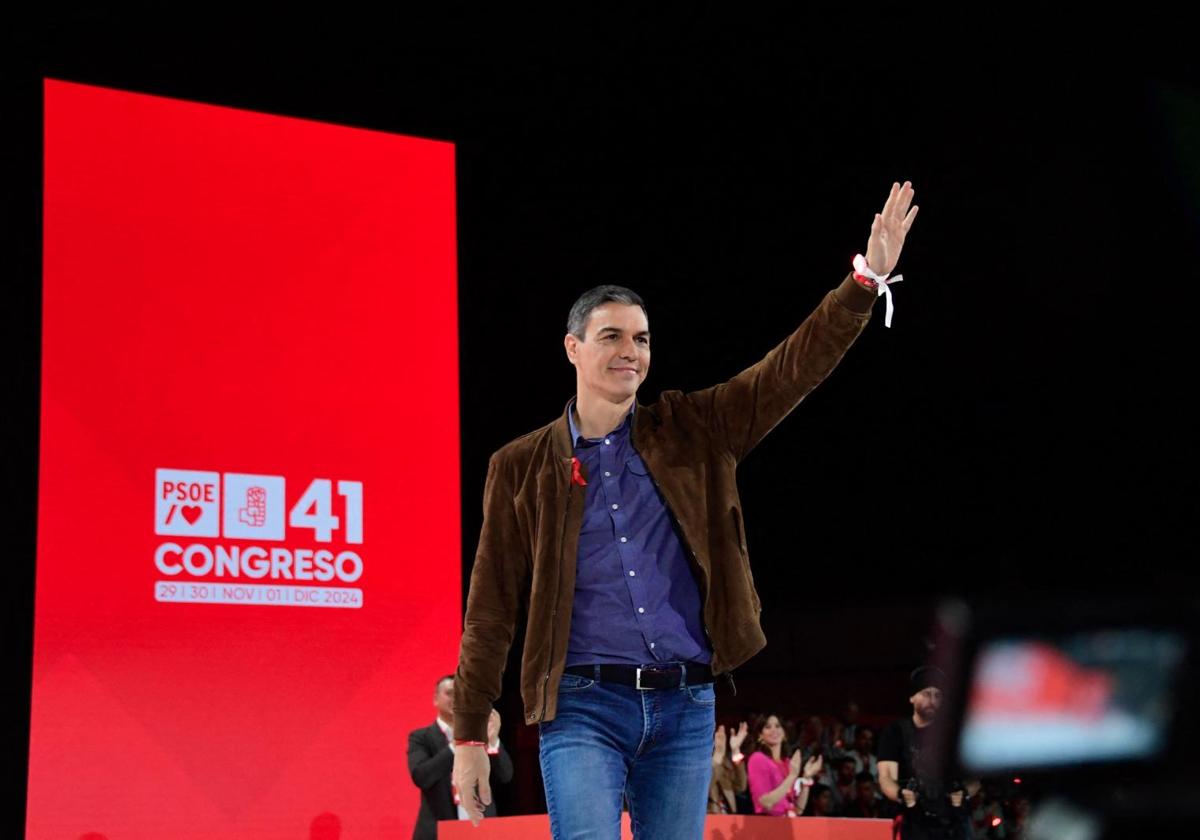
[{"left": 865, "top": 181, "right": 918, "bottom": 276}]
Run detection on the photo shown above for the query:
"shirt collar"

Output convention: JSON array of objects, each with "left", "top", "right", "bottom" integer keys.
[{"left": 567, "top": 398, "right": 635, "bottom": 447}]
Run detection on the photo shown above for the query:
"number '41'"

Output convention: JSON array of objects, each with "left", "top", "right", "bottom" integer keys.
[{"left": 288, "top": 479, "right": 363, "bottom": 543}]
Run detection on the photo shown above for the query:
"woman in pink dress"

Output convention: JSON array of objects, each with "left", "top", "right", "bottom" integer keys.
[{"left": 746, "top": 713, "right": 824, "bottom": 816}]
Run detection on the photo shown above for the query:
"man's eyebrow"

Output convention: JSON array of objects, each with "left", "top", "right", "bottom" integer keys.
[{"left": 595, "top": 326, "right": 650, "bottom": 337}]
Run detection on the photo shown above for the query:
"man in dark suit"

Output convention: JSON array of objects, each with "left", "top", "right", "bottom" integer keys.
[{"left": 407, "top": 674, "right": 513, "bottom": 840}]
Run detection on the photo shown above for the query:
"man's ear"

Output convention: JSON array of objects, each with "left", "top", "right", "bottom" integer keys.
[{"left": 564, "top": 332, "right": 579, "bottom": 364}]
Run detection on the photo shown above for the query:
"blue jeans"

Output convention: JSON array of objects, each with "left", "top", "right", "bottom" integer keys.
[{"left": 538, "top": 667, "right": 716, "bottom": 840}]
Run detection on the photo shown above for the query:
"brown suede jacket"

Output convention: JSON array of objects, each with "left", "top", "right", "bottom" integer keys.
[{"left": 454, "top": 275, "right": 878, "bottom": 741}]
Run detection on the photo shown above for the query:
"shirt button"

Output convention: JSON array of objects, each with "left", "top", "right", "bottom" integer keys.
[
  {"left": 604, "top": 471, "right": 611, "bottom": 477},
  {"left": 650, "top": 643, "right": 656, "bottom": 649},
  {"left": 604, "top": 439, "right": 611, "bottom": 445},
  {"left": 629, "top": 570, "right": 636, "bottom": 577},
  {"left": 620, "top": 536, "right": 628, "bottom": 543},
  {"left": 611, "top": 503, "right": 619, "bottom": 510},
  {"left": 637, "top": 607, "right": 645, "bottom": 614}
]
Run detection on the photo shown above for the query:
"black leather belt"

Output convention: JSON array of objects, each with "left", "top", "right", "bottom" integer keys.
[{"left": 564, "top": 663, "right": 715, "bottom": 690}]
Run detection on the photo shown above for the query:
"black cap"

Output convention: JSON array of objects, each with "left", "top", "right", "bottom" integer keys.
[{"left": 909, "top": 666, "right": 947, "bottom": 696}]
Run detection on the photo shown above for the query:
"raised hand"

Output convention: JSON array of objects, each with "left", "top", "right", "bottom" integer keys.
[{"left": 865, "top": 181, "right": 918, "bottom": 277}]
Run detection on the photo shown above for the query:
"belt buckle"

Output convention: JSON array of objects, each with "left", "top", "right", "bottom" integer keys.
[{"left": 635, "top": 665, "right": 678, "bottom": 690}]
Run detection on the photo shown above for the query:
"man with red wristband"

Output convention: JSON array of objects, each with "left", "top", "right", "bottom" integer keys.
[{"left": 453, "top": 183, "right": 918, "bottom": 839}]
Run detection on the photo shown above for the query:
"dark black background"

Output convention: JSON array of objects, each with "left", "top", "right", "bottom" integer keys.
[{"left": 4, "top": 5, "right": 1198, "bottom": 833}]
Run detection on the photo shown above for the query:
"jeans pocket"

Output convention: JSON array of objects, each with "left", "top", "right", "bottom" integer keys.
[
  {"left": 685, "top": 682, "right": 716, "bottom": 706},
  {"left": 558, "top": 672, "right": 597, "bottom": 692}
]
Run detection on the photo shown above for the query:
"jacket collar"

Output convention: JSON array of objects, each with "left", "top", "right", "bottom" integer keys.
[{"left": 552, "top": 396, "right": 659, "bottom": 460}]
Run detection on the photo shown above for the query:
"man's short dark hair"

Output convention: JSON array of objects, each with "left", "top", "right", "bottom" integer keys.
[
  {"left": 855, "top": 771, "right": 875, "bottom": 784},
  {"left": 567, "top": 285, "right": 647, "bottom": 340}
]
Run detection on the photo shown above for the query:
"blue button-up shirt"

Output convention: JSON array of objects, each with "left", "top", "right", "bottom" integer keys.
[{"left": 565, "top": 402, "right": 711, "bottom": 666}]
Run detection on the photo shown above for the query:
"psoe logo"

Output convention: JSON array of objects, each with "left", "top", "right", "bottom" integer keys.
[
  {"left": 155, "top": 469, "right": 363, "bottom": 544},
  {"left": 155, "top": 469, "right": 286, "bottom": 540},
  {"left": 223, "top": 473, "right": 286, "bottom": 540},
  {"left": 155, "top": 468, "right": 221, "bottom": 537}
]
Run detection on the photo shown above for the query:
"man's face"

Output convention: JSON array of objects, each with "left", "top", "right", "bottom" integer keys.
[
  {"left": 837, "top": 760, "right": 856, "bottom": 784},
  {"left": 564, "top": 303, "right": 650, "bottom": 405},
  {"left": 910, "top": 686, "right": 943, "bottom": 723},
  {"left": 857, "top": 779, "right": 875, "bottom": 802},
  {"left": 434, "top": 678, "right": 454, "bottom": 721},
  {"left": 854, "top": 728, "right": 874, "bottom": 754}
]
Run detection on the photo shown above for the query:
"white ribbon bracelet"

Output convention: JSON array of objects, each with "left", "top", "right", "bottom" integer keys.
[{"left": 852, "top": 254, "right": 903, "bottom": 328}]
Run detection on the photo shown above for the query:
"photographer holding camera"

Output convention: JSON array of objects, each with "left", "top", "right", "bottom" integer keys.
[{"left": 879, "top": 667, "right": 967, "bottom": 840}]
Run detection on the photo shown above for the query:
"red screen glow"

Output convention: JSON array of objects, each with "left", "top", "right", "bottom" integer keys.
[{"left": 30, "top": 79, "right": 461, "bottom": 839}]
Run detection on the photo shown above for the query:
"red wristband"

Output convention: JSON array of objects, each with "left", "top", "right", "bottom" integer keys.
[
  {"left": 853, "top": 271, "right": 879, "bottom": 290},
  {"left": 454, "top": 739, "right": 486, "bottom": 747}
]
